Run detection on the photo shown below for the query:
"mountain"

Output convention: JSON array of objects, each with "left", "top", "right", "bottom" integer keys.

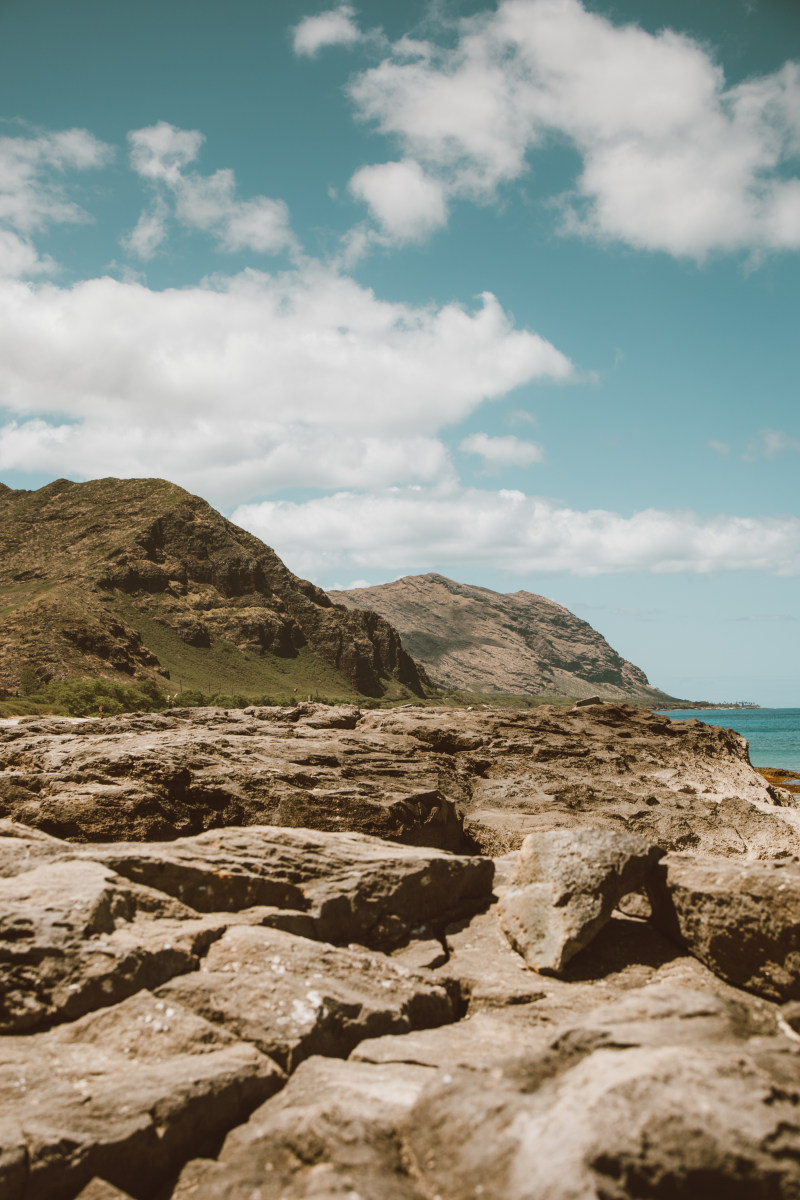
[
  {"left": 328, "top": 572, "right": 674, "bottom": 703},
  {"left": 0, "top": 477, "right": 426, "bottom": 700}
]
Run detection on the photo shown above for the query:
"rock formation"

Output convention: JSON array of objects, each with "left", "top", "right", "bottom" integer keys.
[
  {"left": 329, "top": 572, "right": 677, "bottom": 702},
  {"left": 0, "top": 477, "right": 426, "bottom": 699},
  {"left": 3, "top": 699, "right": 800, "bottom": 1199}
]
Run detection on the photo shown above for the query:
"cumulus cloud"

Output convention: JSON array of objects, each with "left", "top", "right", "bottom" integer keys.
[
  {"left": 460, "top": 431, "right": 544, "bottom": 468},
  {"left": 0, "top": 230, "right": 56, "bottom": 278},
  {"left": 348, "top": 159, "right": 448, "bottom": 242},
  {"left": 124, "top": 122, "right": 296, "bottom": 258},
  {"left": 0, "top": 268, "right": 569, "bottom": 500},
  {"left": 293, "top": 5, "right": 363, "bottom": 57},
  {"left": 345, "top": 0, "right": 800, "bottom": 257},
  {"left": 231, "top": 486, "right": 800, "bottom": 581},
  {"left": 119, "top": 199, "right": 169, "bottom": 260},
  {"left": 127, "top": 123, "right": 204, "bottom": 184},
  {"left": 0, "top": 127, "right": 112, "bottom": 276}
]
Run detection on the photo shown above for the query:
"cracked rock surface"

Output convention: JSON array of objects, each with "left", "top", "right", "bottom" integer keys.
[{"left": 3, "top": 702, "right": 800, "bottom": 1199}]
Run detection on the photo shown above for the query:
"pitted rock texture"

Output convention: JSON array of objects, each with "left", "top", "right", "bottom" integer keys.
[
  {"left": 1, "top": 701, "right": 795, "bottom": 855},
  {"left": 3, "top": 704, "right": 800, "bottom": 1200},
  {"left": 498, "top": 828, "right": 663, "bottom": 973},
  {"left": 649, "top": 853, "right": 800, "bottom": 1002}
]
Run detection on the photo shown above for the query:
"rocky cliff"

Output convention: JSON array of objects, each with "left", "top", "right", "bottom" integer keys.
[
  {"left": 0, "top": 477, "right": 426, "bottom": 700},
  {"left": 329, "top": 572, "right": 674, "bottom": 702},
  {"left": 3, "top": 700, "right": 800, "bottom": 1199}
]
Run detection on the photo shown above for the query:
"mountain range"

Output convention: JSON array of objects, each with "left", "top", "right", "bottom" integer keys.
[{"left": 1, "top": 477, "right": 677, "bottom": 705}]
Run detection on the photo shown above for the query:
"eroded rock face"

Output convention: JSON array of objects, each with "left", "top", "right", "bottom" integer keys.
[
  {"left": 1, "top": 701, "right": 794, "bottom": 856},
  {"left": 649, "top": 853, "right": 800, "bottom": 1002},
  {"left": 498, "top": 828, "right": 663, "bottom": 973},
  {"left": 0, "top": 990, "right": 284, "bottom": 1200},
  {"left": 3, "top": 703, "right": 800, "bottom": 1200}
]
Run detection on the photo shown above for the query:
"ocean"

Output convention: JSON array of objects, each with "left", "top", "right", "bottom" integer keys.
[{"left": 657, "top": 707, "right": 800, "bottom": 774}]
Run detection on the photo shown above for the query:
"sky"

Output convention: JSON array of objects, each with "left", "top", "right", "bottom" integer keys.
[{"left": 0, "top": 0, "right": 798, "bottom": 705}]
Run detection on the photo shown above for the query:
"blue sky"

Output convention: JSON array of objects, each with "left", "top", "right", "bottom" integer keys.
[{"left": 0, "top": 0, "right": 798, "bottom": 704}]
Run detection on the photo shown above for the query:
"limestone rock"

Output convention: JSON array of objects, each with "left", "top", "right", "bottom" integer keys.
[
  {"left": 403, "top": 987, "right": 800, "bottom": 1200},
  {"left": 157, "top": 923, "right": 458, "bottom": 1071},
  {"left": 75, "top": 1183, "right": 134, "bottom": 1200},
  {"left": 0, "top": 990, "right": 283, "bottom": 1200},
  {"left": 498, "top": 828, "right": 663, "bottom": 973},
  {"left": 1, "top": 702, "right": 791, "bottom": 858},
  {"left": 172, "top": 1056, "right": 433, "bottom": 1200},
  {"left": 0, "top": 857, "right": 224, "bottom": 1032},
  {"left": 649, "top": 853, "right": 800, "bottom": 1001}
]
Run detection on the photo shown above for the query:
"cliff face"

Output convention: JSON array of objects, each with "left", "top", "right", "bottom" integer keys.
[
  {"left": 329, "top": 572, "right": 669, "bottom": 702},
  {"left": 0, "top": 477, "right": 426, "bottom": 699}
]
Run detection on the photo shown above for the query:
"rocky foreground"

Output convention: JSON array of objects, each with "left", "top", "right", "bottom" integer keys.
[{"left": 3, "top": 701, "right": 800, "bottom": 1199}]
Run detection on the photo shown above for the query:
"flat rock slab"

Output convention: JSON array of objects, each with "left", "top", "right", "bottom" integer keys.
[
  {"left": 172, "top": 1056, "right": 433, "bottom": 1200},
  {"left": 403, "top": 988, "right": 800, "bottom": 1200},
  {"left": 0, "top": 990, "right": 283, "bottom": 1200},
  {"left": 0, "top": 857, "right": 224, "bottom": 1033},
  {"left": 498, "top": 828, "right": 663, "bottom": 973},
  {"left": 1, "top": 703, "right": 793, "bottom": 858},
  {"left": 649, "top": 853, "right": 800, "bottom": 1002},
  {"left": 0, "top": 824, "right": 493, "bottom": 951},
  {"left": 157, "top": 924, "right": 458, "bottom": 1071}
]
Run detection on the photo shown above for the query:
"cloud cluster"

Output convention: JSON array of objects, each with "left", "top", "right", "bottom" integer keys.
[
  {"left": 293, "top": 4, "right": 363, "bottom": 57},
  {"left": 0, "top": 127, "right": 112, "bottom": 276},
  {"left": 460, "top": 432, "right": 544, "bottom": 469},
  {"left": 122, "top": 122, "right": 296, "bottom": 259},
  {"left": 231, "top": 486, "right": 800, "bottom": 581},
  {"left": 340, "top": 0, "right": 800, "bottom": 256},
  {"left": 0, "top": 268, "right": 571, "bottom": 499}
]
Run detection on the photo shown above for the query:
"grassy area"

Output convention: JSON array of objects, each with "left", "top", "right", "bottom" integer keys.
[{"left": 111, "top": 596, "right": 362, "bottom": 701}]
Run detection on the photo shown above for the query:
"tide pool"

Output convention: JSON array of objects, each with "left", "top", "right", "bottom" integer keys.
[{"left": 657, "top": 707, "right": 800, "bottom": 773}]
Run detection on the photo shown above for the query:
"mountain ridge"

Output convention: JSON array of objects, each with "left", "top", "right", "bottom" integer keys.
[
  {"left": 329, "top": 571, "right": 675, "bottom": 703},
  {"left": 0, "top": 477, "right": 426, "bottom": 700}
]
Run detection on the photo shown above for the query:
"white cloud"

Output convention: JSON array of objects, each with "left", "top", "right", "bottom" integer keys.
[
  {"left": 0, "top": 230, "right": 55, "bottom": 278},
  {"left": 345, "top": 0, "right": 800, "bottom": 257},
  {"left": 708, "top": 440, "right": 731, "bottom": 456},
  {"left": 120, "top": 200, "right": 169, "bottom": 260},
  {"left": 0, "top": 128, "right": 112, "bottom": 234},
  {"left": 744, "top": 429, "right": 800, "bottom": 459},
  {"left": 124, "top": 123, "right": 296, "bottom": 258},
  {"left": 231, "top": 485, "right": 800, "bottom": 581},
  {"left": 293, "top": 5, "right": 363, "bottom": 57},
  {"left": 460, "top": 431, "right": 544, "bottom": 468},
  {"left": 127, "top": 122, "right": 204, "bottom": 184},
  {"left": 0, "top": 268, "right": 569, "bottom": 500},
  {"left": 348, "top": 159, "right": 448, "bottom": 242}
]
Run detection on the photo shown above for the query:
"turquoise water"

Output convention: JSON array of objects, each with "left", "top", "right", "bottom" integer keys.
[{"left": 657, "top": 708, "right": 800, "bottom": 773}]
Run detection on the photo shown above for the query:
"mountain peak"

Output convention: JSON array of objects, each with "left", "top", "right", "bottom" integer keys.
[
  {"left": 329, "top": 574, "right": 669, "bottom": 702},
  {"left": 0, "top": 477, "right": 426, "bottom": 700}
]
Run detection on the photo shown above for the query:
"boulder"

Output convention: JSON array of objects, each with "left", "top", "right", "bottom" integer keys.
[
  {"left": 0, "top": 857, "right": 224, "bottom": 1032},
  {"left": 498, "top": 828, "right": 663, "bottom": 973},
  {"left": 157, "top": 923, "right": 459, "bottom": 1071},
  {"left": 0, "top": 990, "right": 283, "bottom": 1200},
  {"left": 172, "top": 1056, "right": 433, "bottom": 1200},
  {"left": 1, "top": 702, "right": 793, "bottom": 857},
  {"left": 403, "top": 987, "right": 800, "bottom": 1200},
  {"left": 649, "top": 853, "right": 800, "bottom": 1001},
  {"left": 0, "top": 823, "right": 493, "bottom": 951}
]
